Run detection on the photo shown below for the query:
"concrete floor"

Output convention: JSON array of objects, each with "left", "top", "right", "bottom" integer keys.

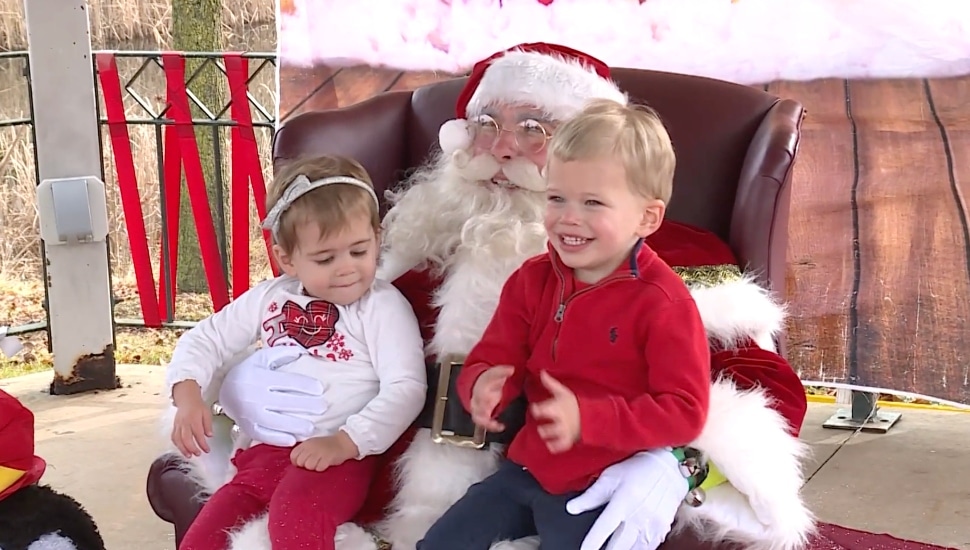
[
  {"left": 5, "top": 365, "right": 174, "bottom": 550},
  {"left": 798, "top": 405, "right": 970, "bottom": 549},
  {"left": 3, "top": 365, "right": 969, "bottom": 550}
]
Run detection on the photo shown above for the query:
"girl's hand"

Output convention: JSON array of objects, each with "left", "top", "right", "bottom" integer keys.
[
  {"left": 290, "top": 430, "right": 360, "bottom": 472},
  {"left": 171, "top": 380, "right": 213, "bottom": 457}
]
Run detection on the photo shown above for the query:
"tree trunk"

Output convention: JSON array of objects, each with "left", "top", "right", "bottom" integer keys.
[{"left": 171, "top": 0, "right": 226, "bottom": 295}]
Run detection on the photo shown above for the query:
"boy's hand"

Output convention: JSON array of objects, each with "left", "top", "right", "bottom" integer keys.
[
  {"left": 291, "top": 430, "right": 359, "bottom": 472},
  {"left": 470, "top": 365, "right": 515, "bottom": 432},
  {"left": 531, "top": 371, "right": 580, "bottom": 454},
  {"left": 171, "top": 380, "right": 213, "bottom": 458}
]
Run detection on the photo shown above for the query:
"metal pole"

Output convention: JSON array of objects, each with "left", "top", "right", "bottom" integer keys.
[
  {"left": 823, "top": 388, "right": 902, "bottom": 434},
  {"left": 25, "top": 0, "right": 117, "bottom": 394}
]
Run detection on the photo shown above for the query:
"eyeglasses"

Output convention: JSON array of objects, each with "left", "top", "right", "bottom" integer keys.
[{"left": 469, "top": 114, "right": 552, "bottom": 155}]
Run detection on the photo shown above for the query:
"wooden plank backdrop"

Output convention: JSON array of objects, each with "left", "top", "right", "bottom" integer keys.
[
  {"left": 278, "top": 65, "right": 970, "bottom": 406},
  {"left": 769, "top": 79, "right": 855, "bottom": 386}
]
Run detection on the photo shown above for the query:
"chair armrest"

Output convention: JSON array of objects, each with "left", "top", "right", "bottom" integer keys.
[
  {"left": 272, "top": 91, "right": 415, "bottom": 217},
  {"left": 146, "top": 453, "right": 206, "bottom": 548},
  {"left": 729, "top": 98, "right": 805, "bottom": 296}
]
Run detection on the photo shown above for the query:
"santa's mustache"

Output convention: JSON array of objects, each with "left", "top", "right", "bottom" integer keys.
[{"left": 451, "top": 150, "right": 546, "bottom": 193}]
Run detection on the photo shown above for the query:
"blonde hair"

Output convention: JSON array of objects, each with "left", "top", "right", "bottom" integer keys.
[
  {"left": 547, "top": 98, "right": 675, "bottom": 203},
  {"left": 268, "top": 155, "right": 380, "bottom": 253}
]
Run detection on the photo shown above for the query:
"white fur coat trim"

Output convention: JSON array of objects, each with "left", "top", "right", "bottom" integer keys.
[
  {"left": 158, "top": 405, "right": 239, "bottom": 496},
  {"left": 158, "top": 350, "right": 244, "bottom": 501},
  {"left": 688, "top": 275, "right": 786, "bottom": 353},
  {"left": 675, "top": 378, "right": 815, "bottom": 550},
  {"left": 222, "top": 516, "right": 383, "bottom": 550}
]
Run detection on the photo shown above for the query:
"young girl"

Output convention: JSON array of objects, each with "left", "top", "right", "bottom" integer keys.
[{"left": 167, "top": 155, "right": 428, "bottom": 550}]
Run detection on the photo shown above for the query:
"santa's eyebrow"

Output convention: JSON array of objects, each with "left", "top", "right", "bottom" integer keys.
[
  {"left": 516, "top": 111, "right": 553, "bottom": 123},
  {"left": 478, "top": 107, "right": 553, "bottom": 125}
]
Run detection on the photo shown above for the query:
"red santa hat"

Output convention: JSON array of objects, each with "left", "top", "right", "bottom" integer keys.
[
  {"left": 646, "top": 220, "right": 740, "bottom": 269},
  {"left": 438, "top": 42, "right": 629, "bottom": 156},
  {"left": 0, "top": 388, "right": 47, "bottom": 501}
]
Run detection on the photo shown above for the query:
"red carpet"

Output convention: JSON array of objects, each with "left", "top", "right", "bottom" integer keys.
[{"left": 811, "top": 523, "right": 956, "bottom": 550}]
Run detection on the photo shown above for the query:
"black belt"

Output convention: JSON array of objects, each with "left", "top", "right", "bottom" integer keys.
[{"left": 416, "top": 358, "right": 526, "bottom": 449}]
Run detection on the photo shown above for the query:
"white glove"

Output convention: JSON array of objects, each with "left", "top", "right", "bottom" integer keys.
[
  {"left": 218, "top": 346, "right": 329, "bottom": 447},
  {"left": 567, "top": 449, "right": 688, "bottom": 550}
]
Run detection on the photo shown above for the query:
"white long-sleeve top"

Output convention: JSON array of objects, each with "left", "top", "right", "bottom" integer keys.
[{"left": 165, "top": 275, "right": 427, "bottom": 458}]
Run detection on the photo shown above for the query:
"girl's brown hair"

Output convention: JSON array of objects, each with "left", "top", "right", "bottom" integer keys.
[{"left": 268, "top": 155, "right": 380, "bottom": 253}]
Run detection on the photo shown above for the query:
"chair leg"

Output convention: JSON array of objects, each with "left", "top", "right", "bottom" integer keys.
[{"left": 146, "top": 453, "right": 207, "bottom": 548}]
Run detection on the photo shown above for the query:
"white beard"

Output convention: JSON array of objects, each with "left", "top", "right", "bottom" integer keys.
[
  {"left": 372, "top": 150, "right": 548, "bottom": 550},
  {"left": 380, "top": 150, "right": 549, "bottom": 357}
]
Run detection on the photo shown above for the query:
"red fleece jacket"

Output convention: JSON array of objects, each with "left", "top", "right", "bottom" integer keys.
[{"left": 456, "top": 241, "right": 711, "bottom": 494}]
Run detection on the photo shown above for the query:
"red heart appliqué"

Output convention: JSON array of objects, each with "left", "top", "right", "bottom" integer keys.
[{"left": 279, "top": 300, "right": 339, "bottom": 349}]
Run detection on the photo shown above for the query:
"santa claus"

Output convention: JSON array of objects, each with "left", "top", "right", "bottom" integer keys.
[{"left": 165, "top": 43, "right": 814, "bottom": 550}]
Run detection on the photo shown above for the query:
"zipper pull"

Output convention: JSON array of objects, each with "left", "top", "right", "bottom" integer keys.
[{"left": 555, "top": 303, "right": 566, "bottom": 322}]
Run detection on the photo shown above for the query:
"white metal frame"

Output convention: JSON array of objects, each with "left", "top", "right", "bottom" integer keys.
[{"left": 25, "top": 0, "right": 116, "bottom": 393}]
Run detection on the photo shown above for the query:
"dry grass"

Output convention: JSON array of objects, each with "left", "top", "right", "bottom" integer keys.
[
  {"left": 0, "top": 277, "right": 211, "bottom": 379},
  {"left": 0, "top": 0, "right": 275, "bottom": 52},
  {"left": 0, "top": 0, "right": 277, "bottom": 281},
  {"left": 0, "top": 50, "right": 277, "bottom": 282},
  {"left": 0, "top": 0, "right": 278, "bottom": 378}
]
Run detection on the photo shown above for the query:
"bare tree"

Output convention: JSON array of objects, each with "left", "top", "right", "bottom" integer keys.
[{"left": 171, "top": 0, "right": 227, "bottom": 295}]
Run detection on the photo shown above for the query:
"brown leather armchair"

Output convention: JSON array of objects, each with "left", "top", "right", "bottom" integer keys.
[{"left": 146, "top": 68, "right": 804, "bottom": 549}]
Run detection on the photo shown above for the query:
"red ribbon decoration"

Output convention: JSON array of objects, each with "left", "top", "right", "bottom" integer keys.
[
  {"left": 95, "top": 53, "right": 163, "bottom": 327},
  {"left": 160, "top": 53, "right": 230, "bottom": 312},
  {"left": 224, "top": 54, "right": 277, "bottom": 298}
]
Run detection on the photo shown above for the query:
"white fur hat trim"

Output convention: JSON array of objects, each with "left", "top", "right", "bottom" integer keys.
[
  {"left": 438, "top": 118, "right": 473, "bottom": 156},
  {"left": 465, "top": 50, "right": 628, "bottom": 121}
]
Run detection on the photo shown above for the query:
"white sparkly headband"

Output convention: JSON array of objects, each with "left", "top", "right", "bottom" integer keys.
[{"left": 261, "top": 174, "right": 380, "bottom": 238}]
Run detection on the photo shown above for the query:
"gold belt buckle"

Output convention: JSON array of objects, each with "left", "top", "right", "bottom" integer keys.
[{"left": 430, "top": 355, "right": 487, "bottom": 449}]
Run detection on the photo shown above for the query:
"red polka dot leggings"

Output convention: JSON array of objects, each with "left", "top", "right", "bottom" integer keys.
[{"left": 179, "top": 443, "right": 377, "bottom": 550}]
